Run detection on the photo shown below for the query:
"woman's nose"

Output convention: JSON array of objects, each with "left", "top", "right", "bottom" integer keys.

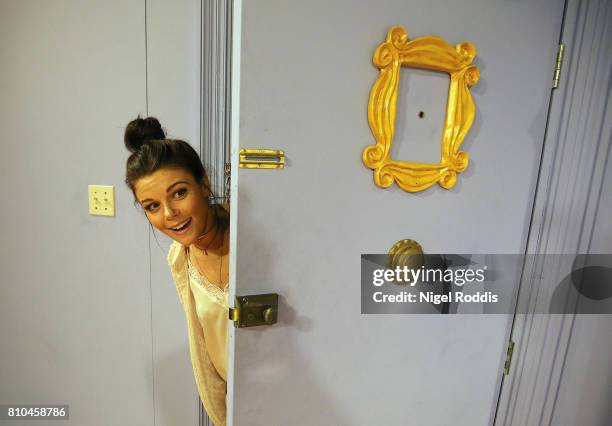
[{"left": 163, "top": 203, "right": 179, "bottom": 219}]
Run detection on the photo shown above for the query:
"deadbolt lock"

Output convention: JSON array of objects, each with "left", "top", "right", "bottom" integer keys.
[
  {"left": 239, "top": 149, "right": 285, "bottom": 169},
  {"left": 229, "top": 293, "right": 279, "bottom": 328}
]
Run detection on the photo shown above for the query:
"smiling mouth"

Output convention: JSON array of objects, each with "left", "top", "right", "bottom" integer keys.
[{"left": 169, "top": 218, "right": 192, "bottom": 232}]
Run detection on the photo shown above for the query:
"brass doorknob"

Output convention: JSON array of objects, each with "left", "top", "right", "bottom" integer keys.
[{"left": 387, "top": 239, "right": 425, "bottom": 271}]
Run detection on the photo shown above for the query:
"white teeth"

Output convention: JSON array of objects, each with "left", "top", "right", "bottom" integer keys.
[{"left": 171, "top": 219, "right": 190, "bottom": 231}]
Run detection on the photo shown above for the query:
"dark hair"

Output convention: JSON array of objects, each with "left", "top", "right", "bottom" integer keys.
[{"left": 123, "top": 116, "right": 228, "bottom": 228}]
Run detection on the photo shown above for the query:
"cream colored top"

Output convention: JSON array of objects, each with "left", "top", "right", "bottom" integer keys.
[
  {"left": 186, "top": 248, "right": 228, "bottom": 381},
  {"left": 167, "top": 241, "right": 227, "bottom": 426}
]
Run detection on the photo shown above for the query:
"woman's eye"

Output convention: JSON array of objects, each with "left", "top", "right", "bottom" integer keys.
[
  {"left": 145, "top": 203, "right": 159, "bottom": 212},
  {"left": 174, "top": 188, "right": 188, "bottom": 198}
]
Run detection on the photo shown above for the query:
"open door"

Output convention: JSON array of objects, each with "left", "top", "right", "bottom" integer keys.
[{"left": 227, "top": 0, "right": 565, "bottom": 424}]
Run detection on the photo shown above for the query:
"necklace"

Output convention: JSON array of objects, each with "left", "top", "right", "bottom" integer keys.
[
  {"left": 194, "top": 206, "right": 221, "bottom": 255},
  {"left": 190, "top": 231, "right": 227, "bottom": 289}
]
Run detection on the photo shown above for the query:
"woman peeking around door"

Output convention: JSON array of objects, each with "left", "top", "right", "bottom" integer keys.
[{"left": 123, "top": 117, "right": 229, "bottom": 426}]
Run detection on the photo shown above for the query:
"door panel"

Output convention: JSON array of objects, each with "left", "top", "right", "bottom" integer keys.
[{"left": 230, "top": 0, "right": 564, "bottom": 424}]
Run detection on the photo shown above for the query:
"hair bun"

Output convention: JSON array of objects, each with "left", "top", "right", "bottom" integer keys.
[{"left": 124, "top": 116, "right": 166, "bottom": 153}]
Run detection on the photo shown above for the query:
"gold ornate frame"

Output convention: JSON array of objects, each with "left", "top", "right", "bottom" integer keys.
[{"left": 362, "top": 26, "right": 480, "bottom": 192}]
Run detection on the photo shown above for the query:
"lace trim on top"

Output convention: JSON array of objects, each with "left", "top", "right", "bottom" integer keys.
[{"left": 186, "top": 248, "right": 228, "bottom": 305}]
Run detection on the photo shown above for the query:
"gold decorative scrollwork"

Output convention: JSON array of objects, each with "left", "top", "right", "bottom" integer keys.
[{"left": 363, "top": 26, "right": 480, "bottom": 192}]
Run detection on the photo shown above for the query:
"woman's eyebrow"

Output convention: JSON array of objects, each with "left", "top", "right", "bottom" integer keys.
[{"left": 140, "top": 181, "right": 189, "bottom": 203}]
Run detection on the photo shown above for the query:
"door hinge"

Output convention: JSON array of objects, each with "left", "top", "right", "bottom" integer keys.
[
  {"left": 503, "top": 340, "right": 515, "bottom": 375},
  {"left": 552, "top": 43, "right": 565, "bottom": 89}
]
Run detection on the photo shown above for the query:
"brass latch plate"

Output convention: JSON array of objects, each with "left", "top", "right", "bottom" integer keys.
[
  {"left": 229, "top": 293, "right": 279, "bottom": 328},
  {"left": 239, "top": 149, "right": 285, "bottom": 169}
]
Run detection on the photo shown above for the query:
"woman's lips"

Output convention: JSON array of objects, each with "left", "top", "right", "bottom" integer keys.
[{"left": 169, "top": 217, "right": 192, "bottom": 235}]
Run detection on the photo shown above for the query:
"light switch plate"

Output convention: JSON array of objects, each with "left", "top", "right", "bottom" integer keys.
[{"left": 88, "top": 185, "right": 115, "bottom": 216}]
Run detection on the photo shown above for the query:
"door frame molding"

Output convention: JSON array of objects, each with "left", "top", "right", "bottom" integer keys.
[
  {"left": 201, "top": 0, "right": 233, "bottom": 204},
  {"left": 495, "top": 0, "right": 612, "bottom": 424},
  {"left": 199, "top": 0, "right": 242, "bottom": 421},
  {"left": 200, "top": 1, "right": 234, "bottom": 425}
]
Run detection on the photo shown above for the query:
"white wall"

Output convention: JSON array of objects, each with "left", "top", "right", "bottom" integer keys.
[
  {"left": 146, "top": 0, "right": 204, "bottom": 424},
  {"left": 0, "top": 1, "right": 201, "bottom": 424},
  {"left": 544, "top": 2, "right": 612, "bottom": 423},
  {"left": 551, "top": 135, "right": 612, "bottom": 426}
]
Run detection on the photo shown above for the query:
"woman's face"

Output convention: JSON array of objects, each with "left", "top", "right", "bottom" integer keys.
[{"left": 134, "top": 167, "right": 211, "bottom": 245}]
